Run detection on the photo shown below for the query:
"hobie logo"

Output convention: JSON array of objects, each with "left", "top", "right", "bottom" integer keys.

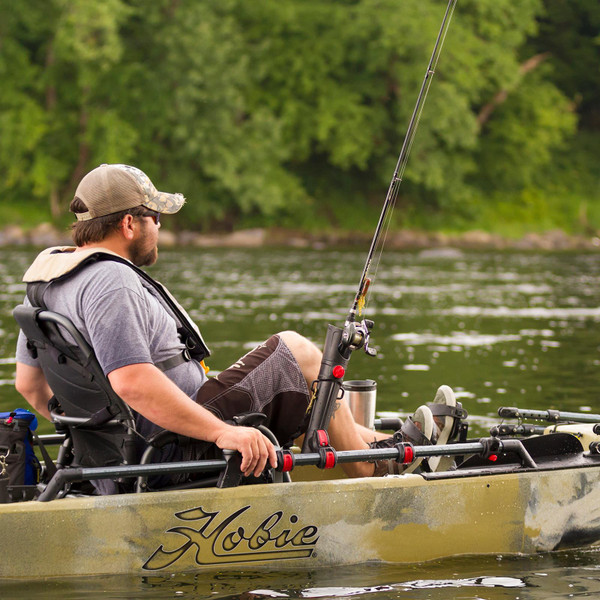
[{"left": 143, "top": 505, "right": 319, "bottom": 570}]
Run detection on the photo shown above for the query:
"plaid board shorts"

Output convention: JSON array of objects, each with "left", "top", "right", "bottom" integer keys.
[{"left": 185, "top": 334, "right": 311, "bottom": 460}]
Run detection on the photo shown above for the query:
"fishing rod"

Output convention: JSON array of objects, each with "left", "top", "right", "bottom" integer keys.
[{"left": 302, "top": 0, "right": 458, "bottom": 452}]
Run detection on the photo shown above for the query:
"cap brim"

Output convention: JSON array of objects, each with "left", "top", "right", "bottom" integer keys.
[{"left": 142, "top": 192, "right": 185, "bottom": 215}]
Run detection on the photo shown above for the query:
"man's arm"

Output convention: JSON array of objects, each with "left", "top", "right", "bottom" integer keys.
[
  {"left": 108, "top": 363, "right": 277, "bottom": 477},
  {"left": 15, "top": 362, "right": 53, "bottom": 421}
]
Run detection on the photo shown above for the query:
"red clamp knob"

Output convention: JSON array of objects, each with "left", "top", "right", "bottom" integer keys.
[
  {"left": 317, "top": 447, "right": 337, "bottom": 469},
  {"left": 332, "top": 365, "right": 345, "bottom": 379},
  {"left": 276, "top": 449, "right": 296, "bottom": 472},
  {"left": 402, "top": 444, "right": 414, "bottom": 464},
  {"left": 316, "top": 429, "right": 330, "bottom": 447}
]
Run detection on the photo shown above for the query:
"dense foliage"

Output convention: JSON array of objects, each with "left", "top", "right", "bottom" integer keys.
[{"left": 0, "top": 0, "right": 598, "bottom": 235}]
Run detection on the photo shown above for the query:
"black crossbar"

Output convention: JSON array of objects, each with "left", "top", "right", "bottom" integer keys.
[{"left": 37, "top": 437, "right": 540, "bottom": 502}]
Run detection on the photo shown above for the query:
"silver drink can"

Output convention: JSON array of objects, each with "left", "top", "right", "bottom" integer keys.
[{"left": 342, "top": 379, "right": 377, "bottom": 429}]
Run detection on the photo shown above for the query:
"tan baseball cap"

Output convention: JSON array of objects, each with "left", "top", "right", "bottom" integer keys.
[{"left": 73, "top": 164, "right": 185, "bottom": 221}]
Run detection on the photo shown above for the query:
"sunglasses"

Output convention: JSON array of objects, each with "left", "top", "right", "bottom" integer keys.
[{"left": 142, "top": 210, "right": 160, "bottom": 225}]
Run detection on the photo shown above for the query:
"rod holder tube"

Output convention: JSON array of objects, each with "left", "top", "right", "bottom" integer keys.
[{"left": 301, "top": 325, "right": 351, "bottom": 452}]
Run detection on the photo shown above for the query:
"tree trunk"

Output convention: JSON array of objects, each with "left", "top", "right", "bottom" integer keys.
[
  {"left": 477, "top": 52, "right": 550, "bottom": 126},
  {"left": 68, "top": 108, "right": 91, "bottom": 191},
  {"left": 65, "top": 87, "right": 91, "bottom": 205},
  {"left": 46, "top": 40, "right": 59, "bottom": 218},
  {"left": 49, "top": 184, "right": 61, "bottom": 220}
]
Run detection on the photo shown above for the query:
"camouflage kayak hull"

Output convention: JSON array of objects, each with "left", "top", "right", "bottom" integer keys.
[{"left": 2, "top": 457, "right": 600, "bottom": 579}]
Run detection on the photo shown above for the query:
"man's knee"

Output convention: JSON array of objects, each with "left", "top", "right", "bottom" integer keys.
[{"left": 278, "top": 331, "right": 321, "bottom": 368}]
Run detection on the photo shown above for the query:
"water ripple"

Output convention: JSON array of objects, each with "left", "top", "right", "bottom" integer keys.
[
  {"left": 247, "top": 575, "right": 526, "bottom": 598},
  {"left": 445, "top": 306, "right": 600, "bottom": 319}
]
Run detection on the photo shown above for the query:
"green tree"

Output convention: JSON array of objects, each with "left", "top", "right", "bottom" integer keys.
[
  {"left": 0, "top": 0, "right": 132, "bottom": 220},
  {"left": 233, "top": 0, "right": 576, "bottom": 230},
  {"left": 528, "top": 0, "right": 600, "bottom": 130},
  {"left": 113, "top": 0, "right": 307, "bottom": 229},
  {"left": 0, "top": 0, "right": 594, "bottom": 235}
]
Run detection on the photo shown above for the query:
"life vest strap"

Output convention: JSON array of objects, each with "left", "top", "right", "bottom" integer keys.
[{"left": 154, "top": 349, "right": 191, "bottom": 372}]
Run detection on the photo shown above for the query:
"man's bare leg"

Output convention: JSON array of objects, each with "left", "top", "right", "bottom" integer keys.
[
  {"left": 355, "top": 422, "right": 389, "bottom": 444},
  {"left": 278, "top": 331, "right": 392, "bottom": 478}
]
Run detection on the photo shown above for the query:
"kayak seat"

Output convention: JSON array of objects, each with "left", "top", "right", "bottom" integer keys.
[
  {"left": 14, "top": 304, "right": 142, "bottom": 494},
  {"left": 13, "top": 304, "right": 274, "bottom": 497}
]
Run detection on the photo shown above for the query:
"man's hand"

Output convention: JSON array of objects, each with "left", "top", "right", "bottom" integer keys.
[
  {"left": 109, "top": 363, "right": 278, "bottom": 477},
  {"left": 214, "top": 425, "right": 277, "bottom": 477}
]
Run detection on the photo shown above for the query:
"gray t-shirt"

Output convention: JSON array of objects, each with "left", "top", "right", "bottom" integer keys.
[{"left": 16, "top": 260, "right": 207, "bottom": 402}]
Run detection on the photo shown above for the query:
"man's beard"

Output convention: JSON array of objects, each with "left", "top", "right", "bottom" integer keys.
[{"left": 129, "top": 238, "right": 158, "bottom": 267}]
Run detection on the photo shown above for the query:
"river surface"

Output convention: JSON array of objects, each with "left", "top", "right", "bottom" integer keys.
[{"left": 1, "top": 245, "right": 600, "bottom": 599}]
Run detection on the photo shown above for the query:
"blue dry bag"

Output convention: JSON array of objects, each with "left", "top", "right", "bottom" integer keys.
[{"left": 0, "top": 408, "right": 41, "bottom": 486}]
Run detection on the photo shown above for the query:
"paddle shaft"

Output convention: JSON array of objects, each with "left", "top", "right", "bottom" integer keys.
[{"left": 499, "top": 406, "right": 600, "bottom": 424}]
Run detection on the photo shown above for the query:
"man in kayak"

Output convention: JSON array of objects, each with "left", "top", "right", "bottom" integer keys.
[{"left": 17, "top": 163, "right": 454, "bottom": 485}]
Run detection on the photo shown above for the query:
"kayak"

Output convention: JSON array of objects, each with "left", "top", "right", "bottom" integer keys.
[
  {"left": 2, "top": 416, "right": 600, "bottom": 579},
  {"left": 8, "top": 2, "right": 574, "bottom": 581}
]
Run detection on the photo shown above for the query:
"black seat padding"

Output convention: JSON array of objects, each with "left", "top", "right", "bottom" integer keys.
[{"left": 13, "top": 305, "right": 140, "bottom": 492}]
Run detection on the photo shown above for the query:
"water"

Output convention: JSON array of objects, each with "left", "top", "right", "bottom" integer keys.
[
  {"left": 4, "top": 553, "right": 600, "bottom": 599},
  {"left": 1, "top": 245, "right": 600, "bottom": 598}
]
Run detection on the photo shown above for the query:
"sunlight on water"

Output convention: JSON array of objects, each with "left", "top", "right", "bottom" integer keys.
[
  {"left": 446, "top": 306, "right": 600, "bottom": 319},
  {"left": 293, "top": 576, "right": 525, "bottom": 597},
  {"left": 392, "top": 332, "right": 525, "bottom": 346}
]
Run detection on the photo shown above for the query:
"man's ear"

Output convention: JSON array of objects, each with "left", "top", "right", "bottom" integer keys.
[{"left": 120, "top": 214, "right": 136, "bottom": 240}]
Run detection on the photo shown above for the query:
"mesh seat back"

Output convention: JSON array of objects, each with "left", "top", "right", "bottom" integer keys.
[{"left": 13, "top": 305, "right": 141, "bottom": 476}]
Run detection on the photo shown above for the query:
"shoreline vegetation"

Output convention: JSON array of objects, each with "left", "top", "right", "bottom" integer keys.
[
  {"left": 2, "top": 223, "right": 599, "bottom": 252},
  {"left": 2, "top": 2, "right": 599, "bottom": 244}
]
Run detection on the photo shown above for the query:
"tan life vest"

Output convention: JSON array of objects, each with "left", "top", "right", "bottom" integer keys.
[{"left": 23, "top": 246, "right": 210, "bottom": 372}]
